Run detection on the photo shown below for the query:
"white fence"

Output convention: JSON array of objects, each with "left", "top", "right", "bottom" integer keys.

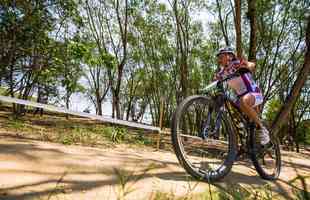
[{"left": 0, "top": 95, "right": 160, "bottom": 132}]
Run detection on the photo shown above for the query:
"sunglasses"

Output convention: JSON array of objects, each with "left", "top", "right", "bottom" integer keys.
[{"left": 217, "top": 54, "right": 227, "bottom": 58}]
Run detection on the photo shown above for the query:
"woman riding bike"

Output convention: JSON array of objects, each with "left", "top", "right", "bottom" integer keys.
[
  {"left": 171, "top": 47, "right": 280, "bottom": 182},
  {"left": 215, "top": 47, "right": 270, "bottom": 146}
]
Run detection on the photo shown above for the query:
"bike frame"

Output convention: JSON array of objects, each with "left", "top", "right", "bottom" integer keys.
[{"left": 203, "top": 76, "right": 255, "bottom": 149}]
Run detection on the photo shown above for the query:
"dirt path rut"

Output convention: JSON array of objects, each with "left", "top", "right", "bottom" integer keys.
[{"left": 0, "top": 136, "right": 309, "bottom": 200}]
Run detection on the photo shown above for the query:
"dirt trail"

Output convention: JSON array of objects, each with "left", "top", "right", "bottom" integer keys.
[{"left": 0, "top": 135, "right": 309, "bottom": 200}]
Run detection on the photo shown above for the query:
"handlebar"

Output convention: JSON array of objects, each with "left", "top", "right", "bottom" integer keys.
[
  {"left": 219, "top": 72, "right": 241, "bottom": 83},
  {"left": 201, "top": 72, "right": 242, "bottom": 94}
]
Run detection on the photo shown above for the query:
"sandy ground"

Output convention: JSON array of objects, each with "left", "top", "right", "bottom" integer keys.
[{"left": 0, "top": 135, "right": 309, "bottom": 200}]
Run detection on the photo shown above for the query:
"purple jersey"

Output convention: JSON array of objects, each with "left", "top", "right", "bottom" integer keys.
[{"left": 216, "top": 59, "right": 261, "bottom": 96}]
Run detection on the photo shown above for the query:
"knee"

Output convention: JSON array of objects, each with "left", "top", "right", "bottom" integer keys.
[
  {"left": 240, "top": 95, "right": 254, "bottom": 107},
  {"left": 240, "top": 98, "right": 247, "bottom": 108}
]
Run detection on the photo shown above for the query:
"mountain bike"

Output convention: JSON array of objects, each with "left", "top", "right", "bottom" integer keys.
[{"left": 171, "top": 73, "right": 281, "bottom": 182}]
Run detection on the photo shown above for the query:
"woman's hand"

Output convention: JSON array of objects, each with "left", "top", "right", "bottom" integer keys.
[
  {"left": 245, "top": 60, "right": 256, "bottom": 72},
  {"left": 239, "top": 57, "right": 256, "bottom": 73}
]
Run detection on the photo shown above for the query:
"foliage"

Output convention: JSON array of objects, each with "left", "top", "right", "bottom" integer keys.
[
  {"left": 0, "top": 0, "right": 309, "bottom": 146},
  {"left": 265, "top": 98, "right": 282, "bottom": 122}
]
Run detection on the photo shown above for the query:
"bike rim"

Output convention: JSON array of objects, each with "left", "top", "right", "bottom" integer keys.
[
  {"left": 254, "top": 130, "right": 281, "bottom": 178},
  {"left": 175, "top": 98, "right": 232, "bottom": 177}
]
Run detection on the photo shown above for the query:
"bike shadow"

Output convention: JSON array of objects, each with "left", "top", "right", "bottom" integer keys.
[{"left": 157, "top": 159, "right": 307, "bottom": 200}]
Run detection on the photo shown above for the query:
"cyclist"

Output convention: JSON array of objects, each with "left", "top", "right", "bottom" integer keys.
[{"left": 214, "top": 47, "right": 270, "bottom": 145}]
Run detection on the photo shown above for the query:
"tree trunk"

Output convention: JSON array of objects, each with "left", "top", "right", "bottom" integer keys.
[
  {"left": 291, "top": 110, "right": 300, "bottom": 153},
  {"left": 96, "top": 89, "right": 103, "bottom": 116},
  {"left": 180, "top": 62, "right": 188, "bottom": 100},
  {"left": 135, "top": 100, "right": 147, "bottom": 122},
  {"left": 111, "top": 0, "right": 128, "bottom": 119},
  {"left": 173, "top": 0, "right": 189, "bottom": 101},
  {"left": 114, "top": 63, "right": 124, "bottom": 119},
  {"left": 17, "top": 71, "right": 37, "bottom": 115},
  {"left": 247, "top": 0, "right": 257, "bottom": 62},
  {"left": 66, "top": 93, "right": 70, "bottom": 119},
  {"left": 234, "top": 0, "right": 242, "bottom": 57},
  {"left": 271, "top": 16, "right": 310, "bottom": 136},
  {"left": 34, "top": 86, "right": 44, "bottom": 116},
  {"left": 65, "top": 95, "right": 70, "bottom": 109},
  {"left": 126, "top": 99, "right": 133, "bottom": 121},
  {"left": 216, "top": 0, "right": 230, "bottom": 46},
  {"left": 288, "top": 114, "right": 295, "bottom": 151}
]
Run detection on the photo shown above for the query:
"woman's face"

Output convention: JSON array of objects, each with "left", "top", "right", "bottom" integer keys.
[{"left": 217, "top": 53, "right": 231, "bottom": 67}]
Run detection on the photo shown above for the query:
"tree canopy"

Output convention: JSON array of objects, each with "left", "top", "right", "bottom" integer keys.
[{"left": 1, "top": 0, "right": 309, "bottom": 151}]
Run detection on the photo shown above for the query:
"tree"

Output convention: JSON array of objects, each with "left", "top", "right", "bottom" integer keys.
[
  {"left": 0, "top": 0, "right": 82, "bottom": 114},
  {"left": 170, "top": 0, "right": 191, "bottom": 101},
  {"left": 247, "top": 0, "right": 257, "bottom": 61},
  {"left": 215, "top": 0, "right": 231, "bottom": 46},
  {"left": 128, "top": 1, "right": 176, "bottom": 125},
  {"left": 255, "top": 0, "right": 306, "bottom": 110},
  {"left": 271, "top": 16, "right": 310, "bottom": 136},
  {"left": 234, "top": 0, "right": 242, "bottom": 57},
  {"left": 84, "top": 0, "right": 129, "bottom": 119}
]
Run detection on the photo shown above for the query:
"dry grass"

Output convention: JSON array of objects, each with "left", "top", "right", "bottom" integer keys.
[
  {"left": 0, "top": 109, "right": 309, "bottom": 200},
  {"left": 0, "top": 110, "right": 155, "bottom": 149}
]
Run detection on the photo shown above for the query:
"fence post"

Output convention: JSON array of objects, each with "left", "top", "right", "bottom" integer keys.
[{"left": 157, "top": 97, "right": 164, "bottom": 150}]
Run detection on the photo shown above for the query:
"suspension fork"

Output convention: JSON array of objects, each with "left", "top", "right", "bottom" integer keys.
[
  {"left": 201, "top": 107, "right": 223, "bottom": 139},
  {"left": 201, "top": 95, "right": 225, "bottom": 139}
]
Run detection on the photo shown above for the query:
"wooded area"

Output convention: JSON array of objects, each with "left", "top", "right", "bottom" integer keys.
[{"left": 0, "top": 0, "right": 309, "bottom": 152}]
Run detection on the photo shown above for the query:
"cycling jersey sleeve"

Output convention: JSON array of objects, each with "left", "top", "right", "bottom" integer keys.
[{"left": 215, "top": 67, "right": 225, "bottom": 80}]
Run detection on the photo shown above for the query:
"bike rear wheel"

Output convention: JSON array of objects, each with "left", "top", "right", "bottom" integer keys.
[
  {"left": 171, "top": 95, "right": 237, "bottom": 182},
  {"left": 250, "top": 126, "right": 281, "bottom": 180}
]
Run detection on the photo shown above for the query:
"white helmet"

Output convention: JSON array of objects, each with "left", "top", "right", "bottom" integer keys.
[{"left": 216, "top": 47, "right": 235, "bottom": 57}]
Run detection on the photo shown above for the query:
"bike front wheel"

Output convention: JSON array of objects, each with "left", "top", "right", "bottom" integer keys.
[{"left": 171, "top": 95, "right": 237, "bottom": 182}]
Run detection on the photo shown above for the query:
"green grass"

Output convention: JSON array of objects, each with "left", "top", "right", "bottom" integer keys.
[
  {"left": 0, "top": 86, "right": 41, "bottom": 106},
  {"left": 0, "top": 110, "right": 156, "bottom": 148},
  {"left": 0, "top": 87, "right": 12, "bottom": 108},
  {"left": 148, "top": 182, "right": 285, "bottom": 200},
  {"left": 1, "top": 108, "right": 309, "bottom": 200},
  {"left": 0, "top": 86, "right": 7, "bottom": 95},
  {"left": 150, "top": 178, "right": 308, "bottom": 200},
  {"left": 6, "top": 117, "right": 25, "bottom": 130},
  {"left": 0, "top": 89, "right": 4, "bottom": 95},
  {"left": 54, "top": 124, "right": 154, "bottom": 147}
]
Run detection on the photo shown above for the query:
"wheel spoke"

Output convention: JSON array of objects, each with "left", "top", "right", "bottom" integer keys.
[
  {"left": 171, "top": 95, "right": 236, "bottom": 182},
  {"left": 251, "top": 128, "right": 281, "bottom": 180}
]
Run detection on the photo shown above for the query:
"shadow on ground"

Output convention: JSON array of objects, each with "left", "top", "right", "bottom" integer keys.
[{"left": 0, "top": 136, "right": 309, "bottom": 200}]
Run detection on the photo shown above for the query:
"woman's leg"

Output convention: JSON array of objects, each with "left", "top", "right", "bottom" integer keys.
[
  {"left": 240, "top": 93, "right": 270, "bottom": 145},
  {"left": 239, "top": 93, "right": 264, "bottom": 128}
]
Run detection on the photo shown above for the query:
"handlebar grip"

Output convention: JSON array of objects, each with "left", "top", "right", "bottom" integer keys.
[{"left": 222, "top": 72, "right": 241, "bottom": 82}]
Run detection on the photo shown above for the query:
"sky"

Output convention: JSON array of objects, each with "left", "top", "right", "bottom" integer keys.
[
  {"left": 66, "top": 1, "right": 217, "bottom": 122},
  {"left": 1, "top": 0, "right": 218, "bottom": 124}
]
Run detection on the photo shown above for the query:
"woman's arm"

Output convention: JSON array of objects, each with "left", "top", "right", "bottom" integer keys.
[
  {"left": 213, "top": 67, "right": 224, "bottom": 80},
  {"left": 246, "top": 60, "right": 256, "bottom": 72},
  {"left": 239, "top": 58, "right": 256, "bottom": 73}
]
